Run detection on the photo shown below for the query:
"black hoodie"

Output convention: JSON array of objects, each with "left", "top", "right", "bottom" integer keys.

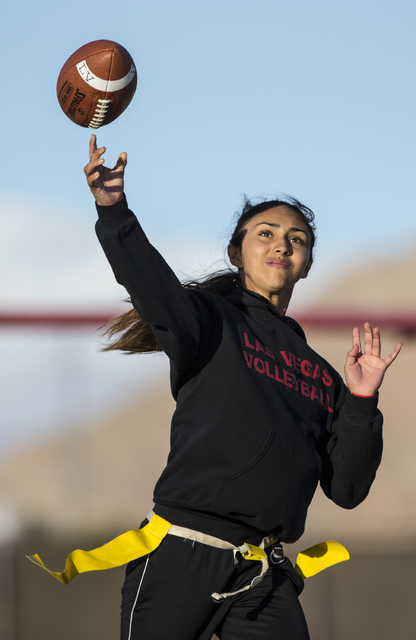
[{"left": 96, "top": 196, "right": 382, "bottom": 544}]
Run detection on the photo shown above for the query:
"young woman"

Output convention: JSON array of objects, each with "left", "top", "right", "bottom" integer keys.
[{"left": 85, "top": 134, "right": 401, "bottom": 640}]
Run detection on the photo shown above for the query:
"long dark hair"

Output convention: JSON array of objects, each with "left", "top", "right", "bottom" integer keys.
[{"left": 101, "top": 195, "right": 316, "bottom": 354}]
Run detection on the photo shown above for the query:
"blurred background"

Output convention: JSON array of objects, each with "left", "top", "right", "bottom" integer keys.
[{"left": 1, "top": 0, "right": 415, "bottom": 638}]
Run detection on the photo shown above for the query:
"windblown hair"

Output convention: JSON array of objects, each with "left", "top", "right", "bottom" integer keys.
[{"left": 100, "top": 195, "right": 316, "bottom": 355}]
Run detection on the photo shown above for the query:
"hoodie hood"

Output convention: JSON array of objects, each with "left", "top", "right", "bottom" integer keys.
[{"left": 224, "top": 286, "right": 307, "bottom": 342}]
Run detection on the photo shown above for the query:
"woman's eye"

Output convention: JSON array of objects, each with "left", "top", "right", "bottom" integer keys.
[
  {"left": 290, "top": 236, "right": 304, "bottom": 244},
  {"left": 259, "top": 230, "right": 272, "bottom": 237}
]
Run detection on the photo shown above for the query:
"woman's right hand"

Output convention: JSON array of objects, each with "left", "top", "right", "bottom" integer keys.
[{"left": 84, "top": 134, "right": 127, "bottom": 206}]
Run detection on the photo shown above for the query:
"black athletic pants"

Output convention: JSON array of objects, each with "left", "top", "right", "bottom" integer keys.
[{"left": 120, "top": 533, "right": 310, "bottom": 640}]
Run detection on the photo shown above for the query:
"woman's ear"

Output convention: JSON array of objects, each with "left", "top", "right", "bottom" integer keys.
[{"left": 228, "top": 244, "right": 243, "bottom": 269}]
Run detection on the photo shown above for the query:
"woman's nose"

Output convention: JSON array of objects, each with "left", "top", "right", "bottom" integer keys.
[{"left": 273, "top": 237, "right": 292, "bottom": 254}]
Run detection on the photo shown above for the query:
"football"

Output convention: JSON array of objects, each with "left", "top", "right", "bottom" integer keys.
[{"left": 56, "top": 40, "right": 137, "bottom": 129}]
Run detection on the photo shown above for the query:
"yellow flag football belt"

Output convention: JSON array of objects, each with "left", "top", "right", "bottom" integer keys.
[{"left": 27, "top": 511, "right": 349, "bottom": 600}]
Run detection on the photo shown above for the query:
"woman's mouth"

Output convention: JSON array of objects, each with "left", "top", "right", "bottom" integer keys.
[{"left": 267, "top": 260, "right": 290, "bottom": 268}]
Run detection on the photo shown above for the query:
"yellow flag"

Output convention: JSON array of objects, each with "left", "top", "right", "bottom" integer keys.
[
  {"left": 27, "top": 514, "right": 171, "bottom": 585},
  {"left": 295, "top": 540, "right": 350, "bottom": 579}
]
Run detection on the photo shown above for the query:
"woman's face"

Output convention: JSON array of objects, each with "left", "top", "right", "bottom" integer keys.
[{"left": 228, "top": 206, "right": 313, "bottom": 313}]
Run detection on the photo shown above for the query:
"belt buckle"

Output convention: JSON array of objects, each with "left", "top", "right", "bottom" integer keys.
[{"left": 269, "top": 544, "right": 286, "bottom": 565}]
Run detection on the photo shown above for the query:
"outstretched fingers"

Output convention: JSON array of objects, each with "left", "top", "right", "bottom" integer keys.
[
  {"left": 85, "top": 158, "right": 104, "bottom": 188},
  {"left": 352, "top": 326, "right": 361, "bottom": 351},
  {"left": 359, "top": 322, "right": 383, "bottom": 358},
  {"left": 85, "top": 136, "right": 105, "bottom": 186},
  {"left": 87, "top": 134, "right": 104, "bottom": 162},
  {"left": 345, "top": 333, "right": 361, "bottom": 372},
  {"left": 349, "top": 323, "right": 402, "bottom": 368},
  {"left": 84, "top": 134, "right": 128, "bottom": 205},
  {"left": 89, "top": 133, "right": 97, "bottom": 159},
  {"left": 345, "top": 323, "right": 403, "bottom": 395},
  {"left": 371, "top": 326, "right": 381, "bottom": 357},
  {"left": 114, "top": 152, "right": 128, "bottom": 172},
  {"left": 363, "top": 322, "right": 375, "bottom": 356},
  {"left": 359, "top": 322, "right": 401, "bottom": 364},
  {"left": 383, "top": 341, "right": 403, "bottom": 368}
]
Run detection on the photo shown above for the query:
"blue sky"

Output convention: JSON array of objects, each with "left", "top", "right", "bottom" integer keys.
[{"left": 1, "top": 0, "right": 415, "bottom": 455}]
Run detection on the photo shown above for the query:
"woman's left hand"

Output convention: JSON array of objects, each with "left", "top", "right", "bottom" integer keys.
[{"left": 344, "top": 323, "right": 402, "bottom": 397}]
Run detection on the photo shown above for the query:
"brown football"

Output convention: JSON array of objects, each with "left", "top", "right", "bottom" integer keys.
[{"left": 56, "top": 40, "right": 137, "bottom": 129}]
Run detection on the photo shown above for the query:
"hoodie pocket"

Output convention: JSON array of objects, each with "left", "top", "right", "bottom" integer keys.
[{"left": 217, "top": 430, "right": 320, "bottom": 529}]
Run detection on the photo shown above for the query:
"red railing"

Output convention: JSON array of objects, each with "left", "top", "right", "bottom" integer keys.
[
  {"left": 293, "top": 312, "right": 416, "bottom": 334},
  {"left": 0, "top": 311, "right": 415, "bottom": 332},
  {"left": 0, "top": 311, "right": 116, "bottom": 327}
]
